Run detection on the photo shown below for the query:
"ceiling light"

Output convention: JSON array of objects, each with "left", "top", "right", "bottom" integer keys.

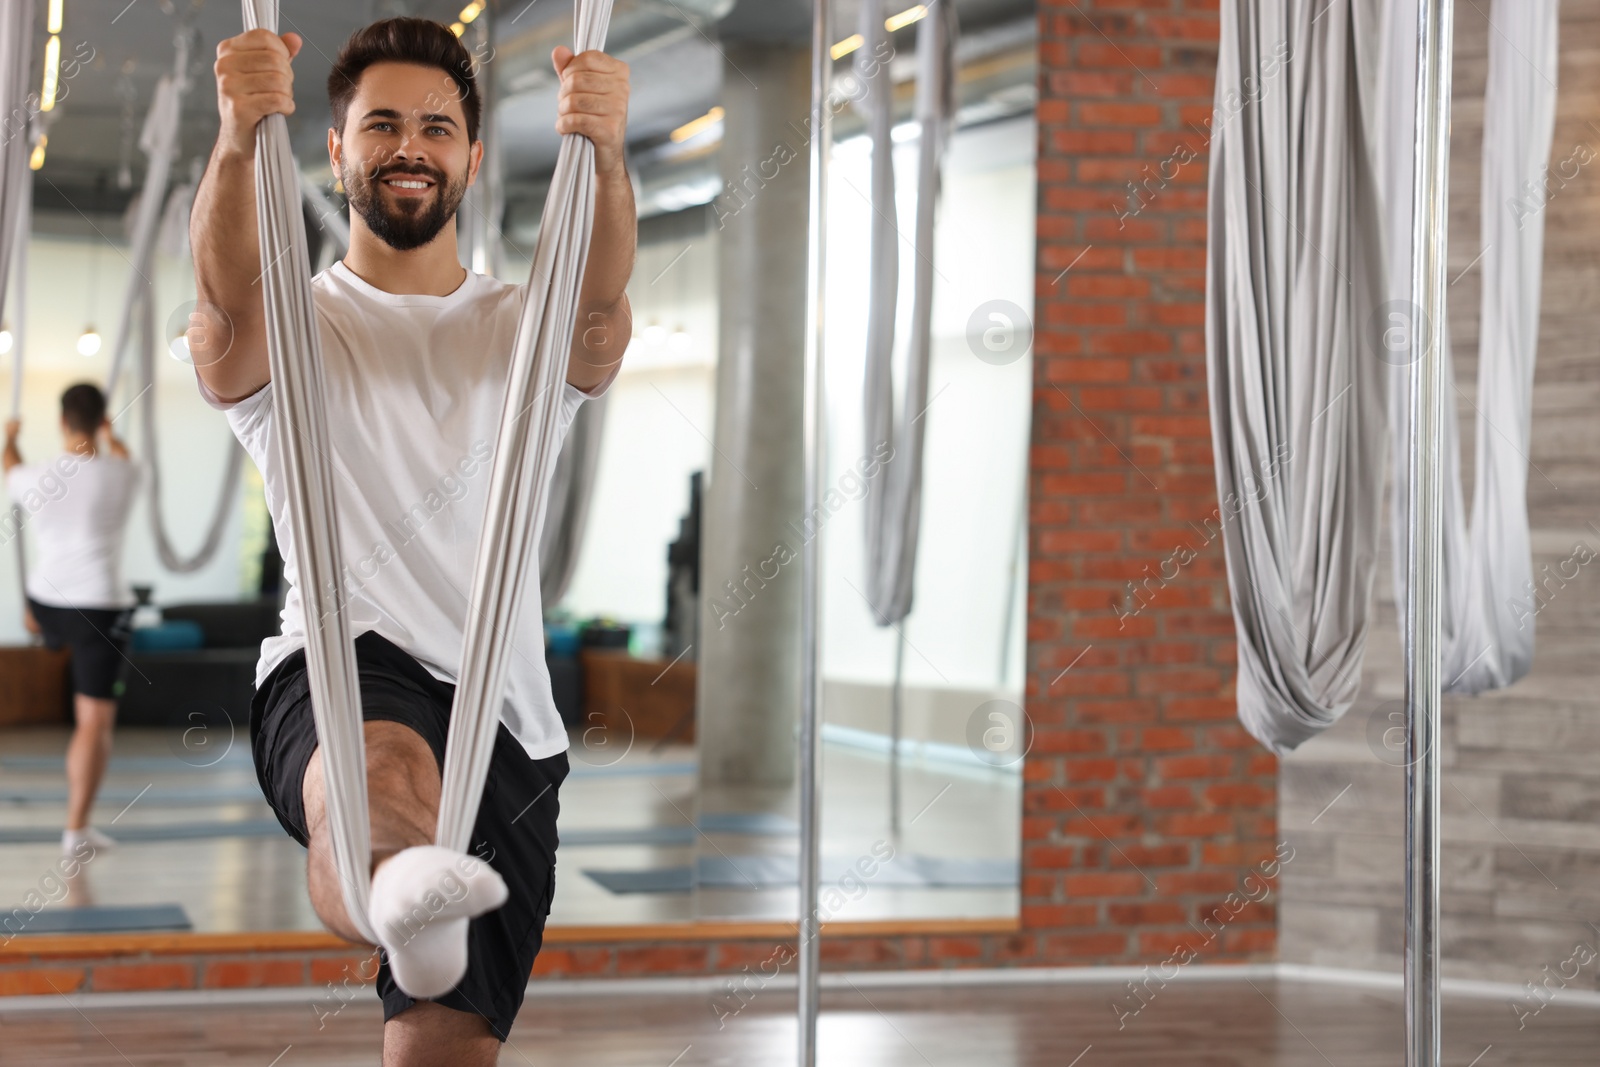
[
  {"left": 0, "top": 328, "right": 12, "bottom": 356},
  {"left": 40, "top": 36, "right": 59, "bottom": 111},
  {"left": 670, "top": 106, "right": 724, "bottom": 145},
  {"left": 47, "top": 0, "right": 62, "bottom": 34},
  {"left": 831, "top": 6, "right": 927, "bottom": 61},
  {"left": 885, "top": 5, "right": 928, "bottom": 32},
  {"left": 76, "top": 328, "right": 100, "bottom": 358},
  {"left": 28, "top": 136, "right": 46, "bottom": 170},
  {"left": 450, "top": 21, "right": 465, "bottom": 36},
  {"left": 459, "top": 1, "right": 485, "bottom": 23}
]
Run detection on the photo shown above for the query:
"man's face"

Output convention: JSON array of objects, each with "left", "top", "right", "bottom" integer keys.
[{"left": 331, "top": 62, "right": 478, "bottom": 252}]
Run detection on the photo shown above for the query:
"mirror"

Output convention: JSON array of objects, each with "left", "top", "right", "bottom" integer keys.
[{"left": 0, "top": 0, "right": 1035, "bottom": 943}]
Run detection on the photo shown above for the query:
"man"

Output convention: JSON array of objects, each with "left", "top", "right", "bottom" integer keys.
[
  {"left": 3, "top": 385, "right": 140, "bottom": 856},
  {"left": 189, "top": 17, "right": 633, "bottom": 1065}
]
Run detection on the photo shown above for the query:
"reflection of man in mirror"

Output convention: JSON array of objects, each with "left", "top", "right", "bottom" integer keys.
[
  {"left": 3, "top": 383, "right": 140, "bottom": 857},
  {"left": 190, "top": 16, "right": 634, "bottom": 1063}
]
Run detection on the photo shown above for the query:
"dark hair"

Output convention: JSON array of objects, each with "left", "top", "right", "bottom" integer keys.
[
  {"left": 60, "top": 383, "right": 106, "bottom": 435},
  {"left": 327, "top": 18, "right": 482, "bottom": 145}
]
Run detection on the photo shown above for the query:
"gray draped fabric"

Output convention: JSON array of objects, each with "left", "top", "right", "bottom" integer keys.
[
  {"left": 136, "top": 287, "right": 244, "bottom": 573},
  {"left": 1206, "top": 0, "right": 1391, "bottom": 754},
  {"left": 101, "top": 33, "right": 241, "bottom": 574},
  {"left": 858, "top": 0, "right": 957, "bottom": 627},
  {"left": 1381, "top": 0, "right": 1558, "bottom": 694},
  {"left": 0, "top": 0, "right": 34, "bottom": 383},
  {"left": 1207, "top": 0, "right": 1558, "bottom": 754},
  {"left": 106, "top": 37, "right": 189, "bottom": 399},
  {"left": 539, "top": 392, "right": 607, "bottom": 610},
  {"left": 242, "top": 0, "right": 615, "bottom": 968},
  {"left": 2, "top": 0, "right": 36, "bottom": 603},
  {"left": 243, "top": 0, "right": 378, "bottom": 941}
]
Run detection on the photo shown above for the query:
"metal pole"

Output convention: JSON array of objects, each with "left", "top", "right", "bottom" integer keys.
[
  {"left": 889, "top": 628, "right": 904, "bottom": 843},
  {"left": 1405, "top": 1, "right": 1451, "bottom": 1064},
  {"left": 797, "top": 0, "right": 831, "bottom": 1060}
]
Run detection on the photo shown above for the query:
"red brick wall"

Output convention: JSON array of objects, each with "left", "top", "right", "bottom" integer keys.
[
  {"left": 1025, "top": 0, "right": 1280, "bottom": 964},
  {"left": 0, "top": 1, "right": 1280, "bottom": 997}
]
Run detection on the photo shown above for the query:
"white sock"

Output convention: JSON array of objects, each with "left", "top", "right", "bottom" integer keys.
[
  {"left": 367, "top": 845, "right": 508, "bottom": 999},
  {"left": 61, "top": 827, "right": 116, "bottom": 855}
]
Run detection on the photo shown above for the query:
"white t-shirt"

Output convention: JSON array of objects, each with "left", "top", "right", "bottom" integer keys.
[
  {"left": 205, "top": 261, "right": 609, "bottom": 760},
  {"left": 5, "top": 453, "right": 141, "bottom": 610}
]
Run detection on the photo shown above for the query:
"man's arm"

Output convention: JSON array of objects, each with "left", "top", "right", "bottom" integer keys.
[
  {"left": 3, "top": 419, "right": 22, "bottom": 474},
  {"left": 189, "top": 29, "right": 303, "bottom": 404},
  {"left": 97, "top": 421, "right": 130, "bottom": 461},
  {"left": 553, "top": 47, "right": 636, "bottom": 394}
]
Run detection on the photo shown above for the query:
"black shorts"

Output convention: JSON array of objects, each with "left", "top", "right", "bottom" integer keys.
[
  {"left": 27, "top": 598, "right": 132, "bottom": 700},
  {"left": 250, "top": 630, "right": 569, "bottom": 1040}
]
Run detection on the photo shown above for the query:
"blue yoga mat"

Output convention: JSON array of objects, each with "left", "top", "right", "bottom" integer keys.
[
  {"left": 9, "top": 904, "right": 192, "bottom": 934},
  {"left": 0, "top": 753, "right": 252, "bottom": 773},
  {"left": 0, "top": 784, "right": 268, "bottom": 806},
  {"left": 583, "top": 854, "right": 1019, "bottom": 894},
  {"left": 0, "top": 820, "right": 285, "bottom": 844}
]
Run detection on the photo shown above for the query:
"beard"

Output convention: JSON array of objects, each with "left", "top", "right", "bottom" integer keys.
[{"left": 342, "top": 157, "right": 468, "bottom": 252}]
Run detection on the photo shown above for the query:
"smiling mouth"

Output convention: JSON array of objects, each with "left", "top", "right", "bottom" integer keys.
[{"left": 382, "top": 176, "right": 434, "bottom": 190}]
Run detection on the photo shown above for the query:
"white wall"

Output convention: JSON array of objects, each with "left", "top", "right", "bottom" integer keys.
[
  {"left": 0, "top": 229, "right": 254, "bottom": 645},
  {"left": 552, "top": 234, "right": 718, "bottom": 626}
]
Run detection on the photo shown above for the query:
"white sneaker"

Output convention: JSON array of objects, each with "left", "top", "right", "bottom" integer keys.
[{"left": 62, "top": 826, "right": 117, "bottom": 856}]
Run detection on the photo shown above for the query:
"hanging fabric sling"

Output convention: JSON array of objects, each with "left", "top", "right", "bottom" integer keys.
[
  {"left": 853, "top": 0, "right": 957, "bottom": 834},
  {"left": 1, "top": 0, "right": 36, "bottom": 602},
  {"left": 1378, "top": 0, "right": 1559, "bottom": 694},
  {"left": 241, "top": 0, "right": 614, "bottom": 975},
  {"left": 103, "top": 27, "right": 244, "bottom": 573},
  {"left": 1206, "top": 0, "right": 1559, "bottom": 754},
  {"left": 856, "top": 0, "right": 957, "bottom": 628},
  {"left": 538, "top": 392, "right": 607, "bottom": 610}
]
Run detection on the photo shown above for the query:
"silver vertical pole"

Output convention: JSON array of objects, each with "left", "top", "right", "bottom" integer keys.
[
  {"left": 797, "top": 0, "right": 830, "bottom": 1061},
  {"left": 1405, "top": 1, "right": 1451, "bottom": 1064}
]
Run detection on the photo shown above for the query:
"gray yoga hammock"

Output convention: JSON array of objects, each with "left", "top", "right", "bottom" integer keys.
[
  {"left": 852, "top": 0, "right": 958, "bottom": 837},
  {"left": 856, "top": 0, "right": 957, "bottom": 629},
  {"left": 242, "top": 0, "right": 614, "bottom": 955},
  {"left": 99, "top": 27, "right": 244, "bottom": 574},
  {"left": 1206, "top": 0, "right": 1558, "bottom": 754},
  {"left": 1, "top": 0, "right": 35, "bottom": 600}
]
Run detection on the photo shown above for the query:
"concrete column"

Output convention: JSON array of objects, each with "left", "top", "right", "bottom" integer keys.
[{"left": 697, "top": 41, "right": 813, "bottom": 790}]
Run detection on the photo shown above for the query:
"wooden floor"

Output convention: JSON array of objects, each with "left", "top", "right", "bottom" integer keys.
[{"left": 0, "top": 978, "right": 1592, "bottom": 1065}]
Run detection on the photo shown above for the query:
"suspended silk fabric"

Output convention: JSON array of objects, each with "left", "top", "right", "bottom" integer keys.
[
  {"left": 1380, "top": 0, "right": 1558, "bottom": 694},
  {"left": 240, "top": 0, "right": 615, "bottom": 961},
  {"left": 106, "top": 40, "right": 189, "bottom": 399},
  {"left": 1, "top": 0, "right": 34, "bottom": 413},
  {"left": 1206, "top": 0, "right": 1389, "bottom": 753},
  {"left": 136, "top": 290, "right": 245, "bottom": 573},
  {"left": 99, "top": 30, "right": 242, "bottom": 574},
  {"left": 538, "top": 393, "right": 607, "bottom": 611},
  {"left": 1206, "top": 0, "right": 1559, "bottom": 754},
  {"left": 1, "top": 0, "right": 36, "bottom": 600},
  {"left": 857, "top": 0, "right": 957, "bottom": 627}
]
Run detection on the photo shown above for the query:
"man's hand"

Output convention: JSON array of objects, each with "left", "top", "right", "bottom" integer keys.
[
  {"left": 3, "top": 418, "right": 20, "bottom": 473},
  {"left": 552, "top": 47, "right": 630, "bottom": 175},
  {"left": 22, "top": 605, "right": 39, "bottom": 637},
  {"left": 215, "top": 29, "right": 303, "bottom": 160},
  {"left": 96, "top": 420, "right": 130, "bottom": 461}
]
